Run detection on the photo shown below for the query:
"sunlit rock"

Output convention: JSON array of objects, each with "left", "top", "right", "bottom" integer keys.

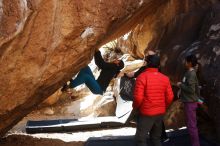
[
  {"left": 0, "top": 0, "right": 161, "bottom": 136},
  {"left": 43, "top": 107, "right": 54, "bottom": 115}
]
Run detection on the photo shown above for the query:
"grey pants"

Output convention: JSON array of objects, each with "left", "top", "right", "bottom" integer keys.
[{"left": 135, "top": 114, "right": 164, "bottom": 146}]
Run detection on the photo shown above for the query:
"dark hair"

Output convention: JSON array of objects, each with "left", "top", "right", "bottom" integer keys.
[
  {"left": 114, "top": 47, "right": 122, "bottom": 54},
  {"left": 114, "top": 60, "right": 124, "bottom": 78},
  {"left": 118, "top": 60, "right": 124, "bottom": 70},
  {"left": 185, "top": 54, "right": 198, "bottom": 67},
  {"left": 146, "top": 55, "right": 160, "bottom": 68}
]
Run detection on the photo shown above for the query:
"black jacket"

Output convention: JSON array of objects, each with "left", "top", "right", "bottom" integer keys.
[
  {"left": 134, "top": 66, "right": 147, "bottom": 78},
  {"left": 94, "top": 51, "right": 123, "bottom": 92}
]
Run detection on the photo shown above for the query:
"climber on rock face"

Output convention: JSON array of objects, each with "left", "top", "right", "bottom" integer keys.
[{"left": 61, "top": 50, "right": 124, "bottom": 95}]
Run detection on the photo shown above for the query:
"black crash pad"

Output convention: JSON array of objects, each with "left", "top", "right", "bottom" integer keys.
[
  {"left": 26, "top": 112, "right": 131, "bottom": 134},
  {"left": 85, "top": 129, "right": 219, "bottom": 146}
]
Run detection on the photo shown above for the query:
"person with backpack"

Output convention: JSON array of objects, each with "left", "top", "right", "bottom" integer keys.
[
  {"left": 177, "top": 54, "right": 201, "bottom": 146},
  {"left": 62, "top": 50, "right": 124, "bottom": 95},
  {"left": 133, "top": 55, "right": 174, "bottom": 146}
]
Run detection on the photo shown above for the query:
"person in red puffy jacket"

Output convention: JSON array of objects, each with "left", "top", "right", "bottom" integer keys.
[{"left": 133, "top": 55, "right": 174, "bottom": 146}]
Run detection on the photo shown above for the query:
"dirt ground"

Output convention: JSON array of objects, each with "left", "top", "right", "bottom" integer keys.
[
  {"left": 0, "top": 127, "right": 136, "bottom": 146},
  {"left": 0, "top": 134, "right": 84, "bottom": 146}
]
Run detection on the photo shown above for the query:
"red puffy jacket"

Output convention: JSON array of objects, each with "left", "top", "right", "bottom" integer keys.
[{"left": 133, "top": 68, "right": 174, "bottom": 116}]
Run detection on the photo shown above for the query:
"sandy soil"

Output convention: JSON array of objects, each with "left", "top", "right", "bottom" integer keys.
[
  {"left": 0, "top": 127, "right": 136, "bottom": 146},
  {"left": 0, "top": 134, "right": 84, "bottom": 146}
]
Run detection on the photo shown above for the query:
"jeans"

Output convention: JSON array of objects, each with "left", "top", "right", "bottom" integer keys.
[
  {"left": 129, "top": 110, "right": 167, "bottom": 141},
  {"left": 184, "top": 102, "right": 200, "bottom": 146},
  {"left": 69, "top": 66, "right": 103, "bottom": 94},
  {"left": 161, "top": 122, "right": 167, "bottom": 140}
]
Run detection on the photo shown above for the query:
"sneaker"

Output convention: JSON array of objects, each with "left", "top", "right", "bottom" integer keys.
[
  {"left": 67, "top": 88, "right": 80, "bottom": 98},
  {"left": 61, "top": 84, "right": 69, "bottom": 92}
]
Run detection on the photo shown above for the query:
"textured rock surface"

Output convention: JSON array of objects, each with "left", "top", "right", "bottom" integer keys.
[
  {"left": 117, "top": 0, "right": 220, "bottom": 142},
  {"left": 117, "top": 0, "right": 218, "bottom": 57},
  {"left": 0, "top": 0, "right": 169, "bottom": 137},
  {"left": 155, "top": 4, "right": 220, "bottom": 142}
]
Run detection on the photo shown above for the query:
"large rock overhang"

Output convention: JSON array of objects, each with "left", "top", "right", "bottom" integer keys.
[{"left": 0, "top": 0, "right": 168, "bottom": 137}]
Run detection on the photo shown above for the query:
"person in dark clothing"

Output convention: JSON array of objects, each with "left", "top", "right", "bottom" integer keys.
[
  {"left": 62, "top": 50, "right": 124, "bottom": 95},
  {"left": 125, "top": 51, "right": 169, "bottom": 142},
  {"left": 94, "top": 50, "right": 124, "bottom": 92},
  {"left": 177, "top": 54, "right": 200, "bottom": 146}
]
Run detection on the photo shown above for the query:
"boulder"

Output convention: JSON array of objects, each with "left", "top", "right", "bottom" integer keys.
[{"left": 0, "top": 0, "right": 169, "bottom": 136}]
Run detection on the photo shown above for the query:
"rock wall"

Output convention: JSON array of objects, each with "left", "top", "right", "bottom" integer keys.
[
  {"left": 0, "top": 0, "right": 168, "bottom": 137},
  {"left": 118, "top": 0, "right": 219, "bottom": 57},
  {"left": 160, "top": 4, "right": 220, "bottom": 142},
  {"left": 117, "top": 0, "right": 220, "bottom": 142}
]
